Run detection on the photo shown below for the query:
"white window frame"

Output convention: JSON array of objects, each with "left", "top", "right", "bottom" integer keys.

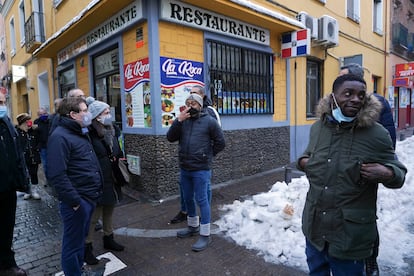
[
  {"left": 19, "top": 0, "right": 25, "bottom": 46},
  {"left": 373, "top": 0, "right": 383, "bottom": 35},
  {"left": 32, "top": 0, "right": 45, "bottom": 43},
  {"left": 9, "top": 17, "right": 16, "bottom": 56},
  {"left": 347, "top": 0, "right": 360, "bottom": 23}
]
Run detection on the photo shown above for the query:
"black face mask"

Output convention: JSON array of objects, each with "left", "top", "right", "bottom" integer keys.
[{"left": 188, "top": 107, "right": 199, "bottom": 117}]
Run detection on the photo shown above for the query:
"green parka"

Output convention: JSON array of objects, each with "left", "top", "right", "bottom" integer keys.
[{"left": 298, "top": 93, "right": 407, "bottom": 260}]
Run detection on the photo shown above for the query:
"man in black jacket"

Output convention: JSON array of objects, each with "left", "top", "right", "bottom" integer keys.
[
  {"left": 33, "top": 107, "right": 50, "bottom": 179},
  {"left": 0, "top": 92, "right": 28, "bottom": 276},
  {"left": 167, "top": 93, "right": 225, "bottom": 252},
  {"left": 47, "top": 96, "right": 103, "bottom": 275}
]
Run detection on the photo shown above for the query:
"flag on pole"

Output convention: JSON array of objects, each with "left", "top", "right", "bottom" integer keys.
[{"left": 281, "top": 29, "right": 310, "bottom": 58}]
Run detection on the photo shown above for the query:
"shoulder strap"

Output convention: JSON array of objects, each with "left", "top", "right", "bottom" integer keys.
[{"left": 207, "top": 106, "right": 221, "bottom": 127}]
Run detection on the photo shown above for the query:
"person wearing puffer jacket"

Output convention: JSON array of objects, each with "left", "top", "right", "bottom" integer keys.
[
  {"left": 47, "top": 96, "right": 103, "bottom": 276},
  {"left": 297, "top": 74, "right": 406, "bottom": 275},
  {"left": 167, "top": 93, "right": 225, "bottom": 252}
]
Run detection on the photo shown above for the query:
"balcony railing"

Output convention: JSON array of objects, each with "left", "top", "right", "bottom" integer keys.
[{"left": 25, "top": 11, "right": 45, "bottom": 53}]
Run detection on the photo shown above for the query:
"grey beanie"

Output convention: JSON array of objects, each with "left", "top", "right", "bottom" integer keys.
[
  {"left": 186, "top": 93, "right": 203, "bottom": 107},
  {"left": 86, "top": 96, "right": 109, "bottom": 119}
]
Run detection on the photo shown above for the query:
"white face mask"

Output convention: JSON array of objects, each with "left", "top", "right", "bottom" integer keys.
[
  {"left": 331, "top": 93, "right": 356, "bottom": 123},
  {"left": 81, "top": 111, "right": 93, "bottom": 127},
  {"left": 97, "top": 114, "right": 112, "bottom": 126}
]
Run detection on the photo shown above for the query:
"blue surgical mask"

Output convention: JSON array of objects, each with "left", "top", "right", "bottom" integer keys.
[
  {"left": 0, "top": 105, "right": 7, "bottom": 118},
  {"left": 331, "top": 93, "right": 356, "bottom": 123},
  {"left": 82, "top": 111, "right": 93, "bottom": 127},
  {"left": 40, "top": 114, "right": 48, "bottom": 121}
]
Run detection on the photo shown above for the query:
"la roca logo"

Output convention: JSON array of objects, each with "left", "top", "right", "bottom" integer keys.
[
  {"left": 161, "top": 59, "right": 202, "bottom": 78},
  {"left": 124, "top": 61, "right": 150, "bottom": 80}
]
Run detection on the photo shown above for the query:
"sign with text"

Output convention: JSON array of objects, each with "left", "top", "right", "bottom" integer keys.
[
  {"left": 123, "top": 57, "right": 151, "bottom": 128},
  {"left": 57, "top": 0, "right": 143, "bottom": 64},
  {"left": 160, "top": 0, "right": 269, "bottom": 46},
  {"left": 160, "top": 56, "right": 204, "bottom": 128},
  {"left": 395, "top": 62, "right": 414, "bottom": 77}
]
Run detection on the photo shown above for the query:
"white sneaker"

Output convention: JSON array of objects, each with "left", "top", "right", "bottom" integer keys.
[
  {"left": 23, "top": 193, "right": 31, "bottom": 200},
  {"left": 32, "top": 191, "right": 41, "bottom": 200},
  {"left": 32, "top": 187, "right": 41, "bottom": 200}
]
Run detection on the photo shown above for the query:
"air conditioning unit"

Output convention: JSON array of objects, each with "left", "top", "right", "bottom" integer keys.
[
  {"left": 316, "top": 15, "right": 339, "bottom": 47},
  {"left": 297, "top": 11, "right": 318, "bottom": 39}
]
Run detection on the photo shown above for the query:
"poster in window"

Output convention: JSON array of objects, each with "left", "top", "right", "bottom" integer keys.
[
  {"left": 160, "top": 56, "right": 204, "bottom": 128},
  {"left": 123, "top": 57, "right": 151, "bottom": 128},
  {"left": 387, "top": 86, "right": 395, "bottom": 109},
  {"left": 399, "top": 87, "right": 409, "bottom": 108}
]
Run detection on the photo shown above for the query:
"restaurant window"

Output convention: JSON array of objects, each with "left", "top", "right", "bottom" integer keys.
[
  {"left": 92, "top": 47, "right": 121, "bottom": 129},
  {"left": 207, "top": 40, "right": 274, "bottom": 115},
  {"left": 58, "top": 66, "right": 75, "bottom": 98},
  {"left": 306, "top": 59, "right": 322, "bottom": 118}
]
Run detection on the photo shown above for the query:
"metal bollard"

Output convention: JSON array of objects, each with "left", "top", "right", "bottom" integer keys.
[{"left": 284, "top": 166, "right": 292, "bottom": 184}]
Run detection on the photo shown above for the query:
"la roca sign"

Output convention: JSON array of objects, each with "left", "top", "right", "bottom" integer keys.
[
  {"left": 124, "top": 60, "right": 150, "bottom": 80},
  {"left": 161, "top": 58, "right": 202, "bottom": 78}
]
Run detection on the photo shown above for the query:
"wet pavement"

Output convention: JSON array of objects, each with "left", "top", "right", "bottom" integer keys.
[{"left": 14, "top": 166, "right": 308, "bottom": 276}]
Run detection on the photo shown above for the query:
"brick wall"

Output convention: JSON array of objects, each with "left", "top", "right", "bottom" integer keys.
[{"left": 124, "top": 126, "right": 290, "bottom": 199}]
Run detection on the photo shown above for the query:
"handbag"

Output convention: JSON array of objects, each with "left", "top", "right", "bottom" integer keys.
[
  {"left": 101, "top": 139, "right": 130, "bottom": 186},
  {"left": 110, "top": 156, "right": 130, "bottom": 186}
]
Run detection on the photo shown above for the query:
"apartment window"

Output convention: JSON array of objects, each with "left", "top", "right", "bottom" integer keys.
[
  {"left": 9, "top": 18, "right": 16, "bottom": 55},
  {"left": 306, "top": 59, "right": 322, "bottom": 118},
  {"left": 347, "top": 0, "right": 360, "bottom": 23},
  {"left": 373, "top": 0, "right": 383, "bottom": 34},
  {"left": 207, "top": 40, "right": 274, "bottom": 115},
  {"left": 392, "top": 23, "right": 408, "bottom": 47},
  {"left": 53, "top": 0, "right": 64, "bottom": 8},
  {"left": 408, "top": 33, "right": 414, "bottom": 52},
  {"left": 19, "top": 0, "right": 25, "bottom": 45},
  {"left": 33, "top": 0, "right": 45, "bottom": 42}
]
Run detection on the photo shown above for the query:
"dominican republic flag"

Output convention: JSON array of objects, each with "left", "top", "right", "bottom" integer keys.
[{"left": 281, "top": 29, "right": 310, "bottom": 58}]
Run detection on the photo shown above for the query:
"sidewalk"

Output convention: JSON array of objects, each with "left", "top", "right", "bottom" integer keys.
[{"left": 15, "top": 165, "right": 307, "bottom": 276}]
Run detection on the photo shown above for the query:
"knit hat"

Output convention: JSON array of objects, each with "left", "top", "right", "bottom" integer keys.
[
  {"left": 186, "top": 93, "right": 203, "bottom": 107},
  {"left": 16, "top": 113, "right": 31, "bottom": 125},
  {"left": 86, "top": 96, "right": 109, "bottom": 119}
]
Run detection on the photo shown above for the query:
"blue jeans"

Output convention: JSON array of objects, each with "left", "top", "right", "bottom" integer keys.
[
  {"left": 40, "top": 148, "right": 48, "bottom": 179},
  {"left": 180, "top": 169, "right": 211, "bottom": 225},
  {"left": 179, "top": 175, "right": 211, "bottom": 213},
  {"left": 306, "top": 239, "right": 365, "bottom": 276},
  {"left": 60, "top": 199, "right": 95, "bottom": 275}
]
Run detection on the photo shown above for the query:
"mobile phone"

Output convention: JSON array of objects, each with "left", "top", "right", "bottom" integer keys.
[{"left": 179, "top": 105, "right": 186, "bottom": 112}]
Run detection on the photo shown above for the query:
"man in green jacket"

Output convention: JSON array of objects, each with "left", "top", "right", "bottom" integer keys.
[{"left": 297, "top": 74, "right": 407, "bottom": 275}]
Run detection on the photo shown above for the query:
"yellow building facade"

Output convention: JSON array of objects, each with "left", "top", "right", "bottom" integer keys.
[{"left": 1, "top": 0, "right": 391, "bottom": 198}]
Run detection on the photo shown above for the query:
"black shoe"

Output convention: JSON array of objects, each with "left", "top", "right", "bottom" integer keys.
[
  {"left": 365, "top": 256, "right": 379, "bottom": 276},
  {"left": 103, "top": 234, "right": 125, "bottom": 251},
  {"left": 94, "top": 221, "right": 103, "bottom": 232},
  {"left": 170, "top": 211, "right": 187, "bottom": 224},
  {"left": 84, "top": 242, "right": 99, "bottom": 265},
  {"left": 177, "top": 226, "right": 199, "bottom": 238},
  {"left": 0, "top": 266, "right": 27, "bottom": 276}
]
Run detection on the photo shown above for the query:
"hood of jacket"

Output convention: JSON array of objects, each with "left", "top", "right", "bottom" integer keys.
[{"left": 316, "top": 92, "right": 383, "bottom": 128}]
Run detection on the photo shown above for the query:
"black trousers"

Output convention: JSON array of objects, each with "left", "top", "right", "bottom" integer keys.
[{"left": 0, "top": 189, "right": 17, "bottom": 269}]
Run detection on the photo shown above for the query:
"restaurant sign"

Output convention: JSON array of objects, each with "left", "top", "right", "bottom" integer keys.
[{"left": 160, "top": 0, "right": 270, "bottom": 46}]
